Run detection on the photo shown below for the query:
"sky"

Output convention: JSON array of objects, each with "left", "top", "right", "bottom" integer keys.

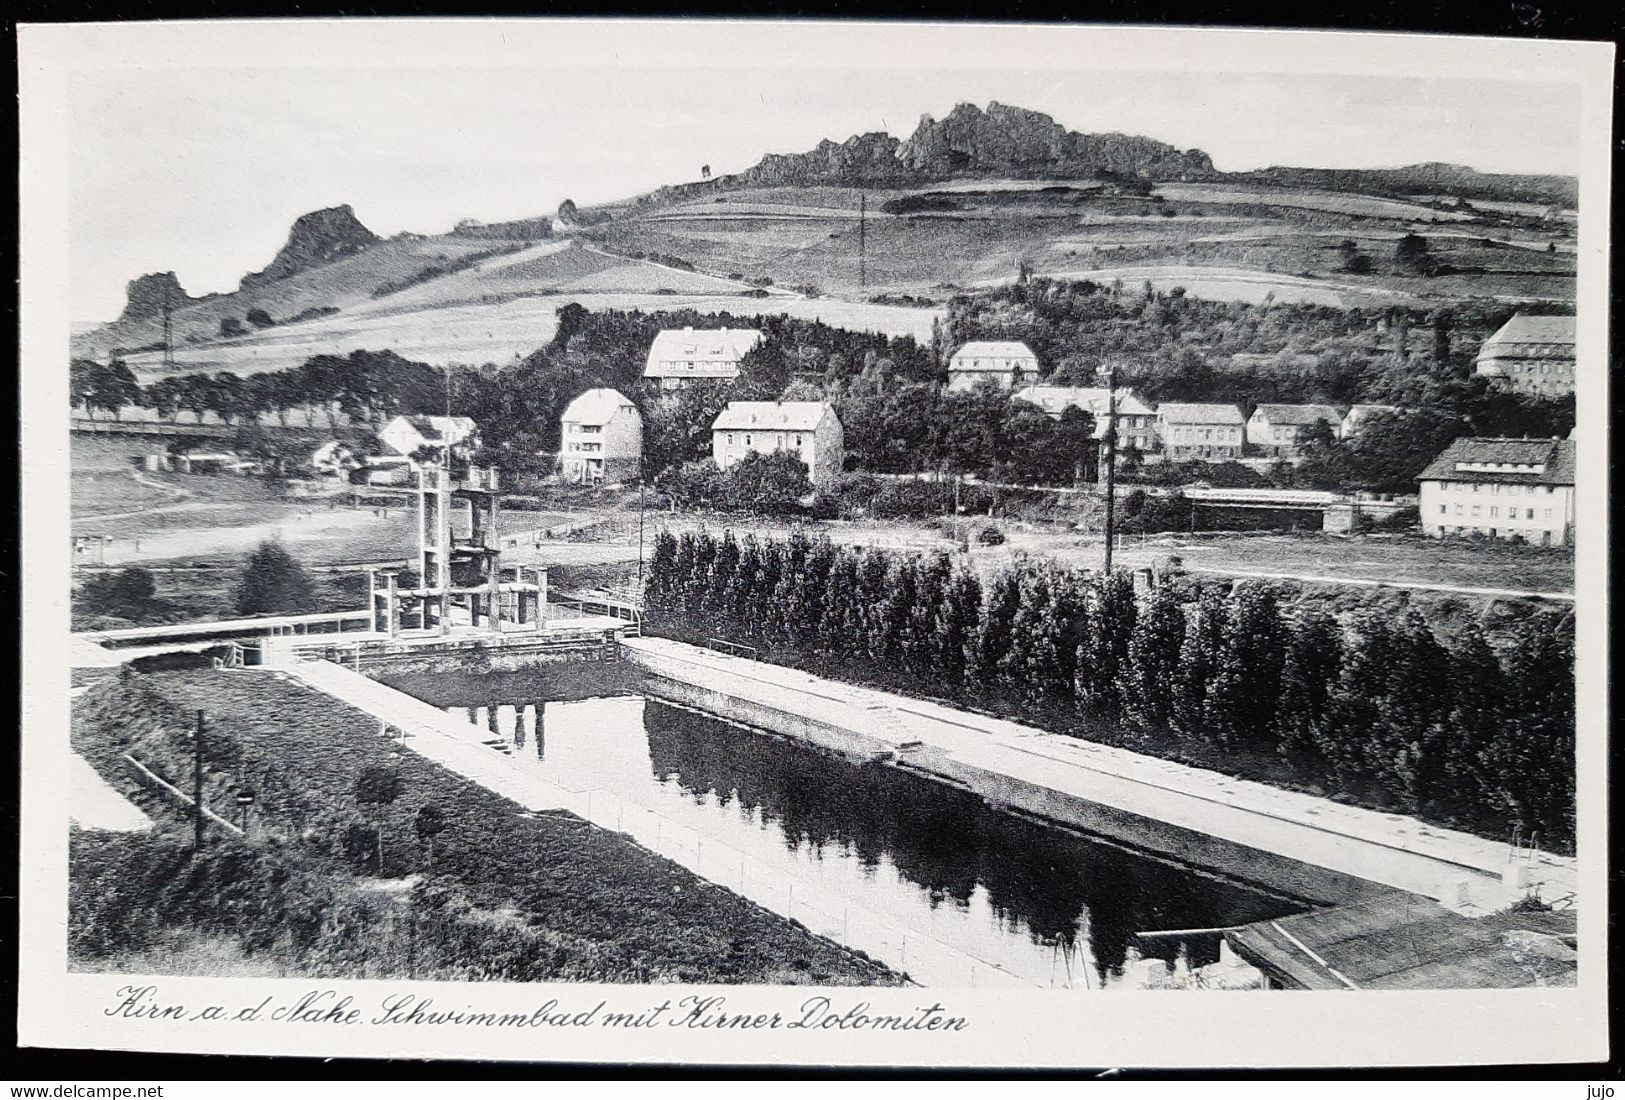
[{"left": 67, "top": 57, "right": 1583, "bottom": 323}]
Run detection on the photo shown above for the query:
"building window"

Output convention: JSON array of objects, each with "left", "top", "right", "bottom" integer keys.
[
  {"left": 1454, "top": 504, "right": 1463, "bottom": 515},
  {"left": 1490, "top": 507, "right": 1498, "bottom": 518},
  {"left": 727, "top": 433, "right": 735, "bottom": 445},
  {"left": 1439, "top": 505, "right": 1446, "bottom": 514},
  {"left": 1544, "top": 509, "right": 1553, "bottom": 519},
  {"left": 1471, "top": 505, "right": 1481, "bottom": 517},
  {"left": 744, "top": 435, "right": 752, "bottom": 446},
  {"left": 1526, "top": 509, "right": 1534, "bottom": 520}
]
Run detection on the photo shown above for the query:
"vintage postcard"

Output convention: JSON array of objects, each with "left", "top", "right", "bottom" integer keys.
[{"left": 16, "top": 18, "right": 1613, "bottom": 1069}]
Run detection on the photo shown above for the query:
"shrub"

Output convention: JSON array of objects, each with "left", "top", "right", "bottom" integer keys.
[{"left": 976, "top": 524, "right": 1007, "bottom": 547}]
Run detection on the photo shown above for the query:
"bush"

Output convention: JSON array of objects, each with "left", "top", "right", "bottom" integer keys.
[
  {"left": 234, "top": 540, "right": 317, "bottom": 616},
  {"left": 976, "top": 524, "right": 1006, "bottom": 546},
  {"left": 79, "top": 567, "right": 165, "bottom": 621}
]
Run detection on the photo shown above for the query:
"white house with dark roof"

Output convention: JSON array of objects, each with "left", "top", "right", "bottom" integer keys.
[
  {"left": 559, "top": 388, "right": 642, "bottom": 485},
  {"left": 947, "top": 341, "right": 1040, "bottom": 393},
  {"left": 643, "top": 326, "right": 764, "bottom": 390},
  {"left": 1246, "top": 404, "right": 1344, "bottom": 456},
  {"left": 1154, "top": 403, "right": 1245, "bottom": 460},
  {"left": 1474, "top": 314, "right": 1576, "bottom": 398},
  {"left": 1012, "top": 384, "right": 1159, "bottom": 453},
  {"left": 711, "top": 401, "right": 844, "bottom": 488},
  {"left": 1418, "top": 437, "right": 1576, "bottom": 546},
  {"left": 1339, "top": 404, "right": 1400, "bottom": 440},
  {"left": 378, "top": 415, "right": 480, "bottom": 460}
]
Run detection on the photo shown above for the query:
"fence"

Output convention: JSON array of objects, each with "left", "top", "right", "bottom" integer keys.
[{"left": 705, "top": 637, "right": 759, "bottom": 660}]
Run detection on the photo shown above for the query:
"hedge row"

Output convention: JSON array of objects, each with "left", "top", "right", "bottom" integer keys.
[{"left": 644, "top": 530, "right": 1575, "bottom": 851}]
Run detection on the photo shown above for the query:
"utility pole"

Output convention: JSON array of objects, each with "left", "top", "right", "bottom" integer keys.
[
  {"left": 193, "top": 710, "right": 206, "bottom": 851},
  {"left": 162, "top": 295, "right": 175, "bottom": 372},
  {"left": 858, "top": 192, "right": 867, "bottom": 291},
  {"left": 1099, "top": 363, "right": 1119, "bottom": 576},
  {"left": 637, "top": 458, "right": 647, "bottom": 593}
]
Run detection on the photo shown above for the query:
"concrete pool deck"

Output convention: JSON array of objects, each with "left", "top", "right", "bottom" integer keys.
[{"left": 619, "top": 637, "right": 1576, "bottom": 916}]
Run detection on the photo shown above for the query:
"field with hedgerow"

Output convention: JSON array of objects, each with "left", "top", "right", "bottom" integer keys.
[{"left": 69, "top": 668, "right": 901, "bottom": 985}]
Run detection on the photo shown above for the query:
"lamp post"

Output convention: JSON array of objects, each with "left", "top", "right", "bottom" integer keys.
[{"left": 1098, "top": 363, "right": 1119, "bottom": 576}]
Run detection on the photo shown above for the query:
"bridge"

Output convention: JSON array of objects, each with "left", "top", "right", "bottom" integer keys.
[{"left": 71, "top": 417, "right": 314, "bottom": 439}]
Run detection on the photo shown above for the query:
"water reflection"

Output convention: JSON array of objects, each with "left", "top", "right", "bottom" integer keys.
[{"left": 431, "top": 685, "right": 1302, "bottom": 988}]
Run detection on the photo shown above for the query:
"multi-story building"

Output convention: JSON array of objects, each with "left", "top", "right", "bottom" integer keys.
[
  {"left": 1246, "top": 404, "right": 1344, "bottom": 456},
  {"left": 1418, "top": 436, "right": 1576, "bottom": 547},
  {"left": 1154, "top": 403, "right": 1246, "bottom": 460},
  {"left": 643, "top": 326, "right": 763, "bottom": 390},
  {"left": 1012, "top": 384, "right": 1159, "bottom": 453},
  {"left": 946, "top": 341, "right": 1040, "bottom": 393},
  {"left": 711, "top": 401, "right": 844, "bottom": 488},
  {"left": 1474, "top": 313, "right": 1576, "bottom": 398},
  {"left": 559, "top": 387, "right": 642, "bottom": 485}
]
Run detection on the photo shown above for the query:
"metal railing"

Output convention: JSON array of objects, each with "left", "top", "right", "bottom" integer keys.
[{"left": 705, "top": 637, "right": 759, "bottom": 660}]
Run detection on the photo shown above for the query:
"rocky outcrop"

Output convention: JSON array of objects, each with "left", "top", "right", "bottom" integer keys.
[
  {"left": 239, "top": 204, "right": 380, "bottom": 289},
  {"left": 117, "top": 271, "right": 193, "bottom": 324},
  {"left": 736, "top": 132, "right": 916, "bottom": 188},
  {"left": 900, "top": 102, "right": 1215, "bottom": 180},
  {"left": 638, "top": 102, "right": 1216, "bottom": 204}
]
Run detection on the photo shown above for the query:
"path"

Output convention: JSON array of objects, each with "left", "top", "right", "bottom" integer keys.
[
  {"left": 1174, "top": 564, "right": 1573, "bottom": 602},
  {"left": 621, "top": 637, "right": 1576, "bottom": 916},
  {"left": 70, "top": 753, "right": 152, "bottom": 833}
]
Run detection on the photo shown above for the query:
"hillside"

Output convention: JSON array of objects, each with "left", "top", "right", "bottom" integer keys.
[{"left": 72, "top": 100, "right": 1579, "bottom": 379}]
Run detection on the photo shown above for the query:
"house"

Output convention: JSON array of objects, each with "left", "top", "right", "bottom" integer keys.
[
  {"left": 1154, "top": 404, "right": 1246, "bottom": 460},
  {"left": 643, "top": 326, "right": 763, "bottom": 389},
  {"left": 378, "top": 415, "right": 481, "bottom": 460},
  {"left": 1474, "top": 313, "right": 1576, "bottom": 397},
  {"left": 1340, "top": 404, "right": 1400, "bottom": 439},
  {"left": 310, "top": 440, "right": 361, "bottom": 478},
  {"left": 559, "top": 388, "right": 643, "bottom": 485},
  {"left": 946, "top": 341, "right": 1040, "bottom": 393},
  {"left": 1012, "top": 385, "right": 1158, "bottom": 453},
  {"left": 1246, "top": 404, "right": 1344, "bottom": 456},
  {"left": 711, "top": 401, "right": 844, "bottom": 488},
  {"left": 1418, "top": 437, "right": 1576, "bottom": 547}
]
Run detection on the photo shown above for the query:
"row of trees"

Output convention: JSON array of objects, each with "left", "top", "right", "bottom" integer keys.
[{"left": 643, "top": 530, "right": 1575, "bottom": 849}]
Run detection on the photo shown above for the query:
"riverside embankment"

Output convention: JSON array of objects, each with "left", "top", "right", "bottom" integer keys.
[{"left": 618, "top": 636, "right": 1576, "bottom": 914}]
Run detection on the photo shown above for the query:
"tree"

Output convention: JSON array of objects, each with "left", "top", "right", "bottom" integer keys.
[
  {"left": 233, "top": 540, "right": 318, "bottom": 616},
  {"left": 79, "top": 567, "right": 165, "bottom": 622},
  {"left": 934, "top": 567, "right": 982, "bottom": 689},
  {"left": 644, "top": 530, "right": 679, "bottom": 613},
  {"left": 1394, "top": 233, "right": 1435, "bottom": 276},
  {"left": 1204, "top": 584, "right": 1287, "bottom": 751},
  {"left": 246, "top": 307, "right": 276, "bottom": 329},
  {"left": 1119, "top": 586, "right": 1186, "bottom": 731},
  {"left": 353, "top": 766, "right": 404, "bottom": 875},
  {"left": 79, "top": 360, "right": 140, "bottom": 420},
  {"left": 219, "top": 316, "right": 248, "bottom": 338},
  {"left": 1274, "top": 610, "right": 1343, "bottom": 770},
  {"left": 972, "top": 569, "right": 1021, "bottom": 688},
  {"left": 1075, "top": 572, "right": 1136, "bottom": 713},
  {"left": 1479, "top": 618, "right": 1575, "bottom": 844},
  {"left": 1172, "top": 585, "right": 1228, "bottom": 741},
  {"left": 721, "top": 450, "right": 811, "bottom": 515},
  {"left": 175, "top": 373, "right": 217, "bottom": 423}
]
